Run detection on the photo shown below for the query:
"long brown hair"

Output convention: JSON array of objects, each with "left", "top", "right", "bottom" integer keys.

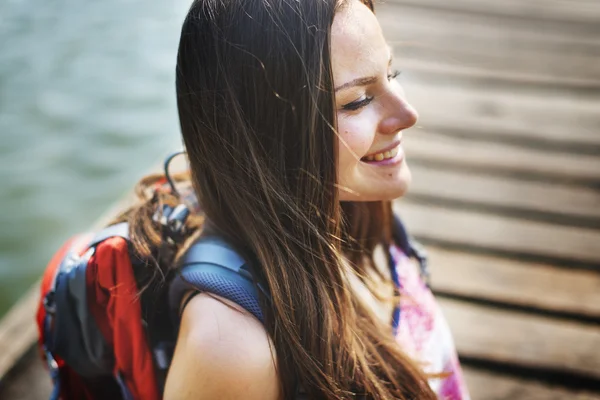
[{"left": 116, "top": 0, "right": 437, "bottom": 398}]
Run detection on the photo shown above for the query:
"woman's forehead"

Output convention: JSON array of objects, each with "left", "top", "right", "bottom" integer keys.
[{"left": 331, "top": 1, "right": 389, "bottom": 79}]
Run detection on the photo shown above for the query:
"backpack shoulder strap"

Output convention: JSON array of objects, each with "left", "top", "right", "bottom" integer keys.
[
  {"left": 391, "top": 212, "right": 411, "bottom": 255},
  {"left": 89, "top": 222, "right": 129, "bottom": 246},
  {"left": 391, "top": 212, "right": 430, "bottom": 285},
  {"left": 42, "top": 224, "right": 130, "bottom": 372},
  {"left": 169, "top": 236, "right": 266, "bottom": 325}
]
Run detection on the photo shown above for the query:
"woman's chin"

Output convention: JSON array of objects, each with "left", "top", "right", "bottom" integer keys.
[
  {"left": 338, "top": 179, "right": 411, "bottom": 202},
  {"left": 338, "top": 163, "right": 412, "bottom": 202},
  {"left": 367, "top": 165, "right": 412, "bottom": 201},
  {"left": 379, "top": 179, "right": 411, "bottom": 201}
]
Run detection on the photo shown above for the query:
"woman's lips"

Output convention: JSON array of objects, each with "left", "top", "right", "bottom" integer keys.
[
  {"left": 360, "top": 141, "right": 404, "bottom": 166},
  {"left": 362, "top": 140, "right": 402, "bottom": 160}
]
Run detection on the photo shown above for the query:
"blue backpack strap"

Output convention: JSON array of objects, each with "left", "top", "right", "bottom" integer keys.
[
  {"left": 89, "top": 222, "right": 129, "bottom": 246},
  {"left": 391, "top": 212, "right": 429, "bottom": 285},
  {"left": 169, "top": 236, "right": 266, "bottom": 325},
  {"left": 391, "top": 213, "right": 411, "bottom": 255}
]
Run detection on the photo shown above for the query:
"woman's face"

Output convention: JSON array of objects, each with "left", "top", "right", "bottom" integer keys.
[{"left": 332, "top": 1, "right": 418, "bottom": 202}]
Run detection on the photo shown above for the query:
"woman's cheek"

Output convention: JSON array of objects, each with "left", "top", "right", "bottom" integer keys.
[
  {"left": 349, "top": 135, "right": 371, "bottom": 165},
  {"left": 338, "top": 119, "right": 374, "bottom": 162}
]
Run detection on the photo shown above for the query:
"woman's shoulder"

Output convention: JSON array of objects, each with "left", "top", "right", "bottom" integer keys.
[{"left": 164, "top": 293, "right": 281, "bottom": 400}]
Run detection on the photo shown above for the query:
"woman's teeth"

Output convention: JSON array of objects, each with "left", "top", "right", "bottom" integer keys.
[{"left": 364, "top": 146, "right": 399, "bottom": 162}]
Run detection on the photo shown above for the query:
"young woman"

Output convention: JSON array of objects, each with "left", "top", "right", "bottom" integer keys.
[{"left": 128, "top": 0, "right": 470, "bottom": 398}]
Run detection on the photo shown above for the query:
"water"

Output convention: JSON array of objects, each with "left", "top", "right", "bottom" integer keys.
[{"left": 0, "top": 0, "right": 190, "bottom": 317}]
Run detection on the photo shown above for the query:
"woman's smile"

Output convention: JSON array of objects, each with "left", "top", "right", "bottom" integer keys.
[
  {"left": 333, "top": 0, "right": 417, "bottom": 202},
  {"left": 360, "top": 139, "right": 404, "bottom": 166}
]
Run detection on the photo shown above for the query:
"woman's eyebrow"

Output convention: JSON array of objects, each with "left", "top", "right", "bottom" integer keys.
[
  {"left": 335, "top": 76, "right": 378, "bottom": 92},
  {"left": 334, "top": 51, "right": 395, "bottom": 93}
]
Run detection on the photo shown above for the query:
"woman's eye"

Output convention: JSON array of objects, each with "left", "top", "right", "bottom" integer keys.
[
  {"left": 342, "top": 96, "right": 374, "bottom": 111},
  {"left": 388, "top": 69, "right": 401, "bottom": 81}
]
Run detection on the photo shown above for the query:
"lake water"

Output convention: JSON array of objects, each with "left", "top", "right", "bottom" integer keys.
[{"left": 0, "top": 0, "right": 190, "bottom": 317}]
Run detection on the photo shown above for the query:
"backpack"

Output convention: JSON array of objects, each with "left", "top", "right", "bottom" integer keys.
[{"left": 36, "top": 210, "right": 427, "bottom": 400}]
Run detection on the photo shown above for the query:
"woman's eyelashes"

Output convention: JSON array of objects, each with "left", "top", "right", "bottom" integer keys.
[
  {"left": 340, "top": 70, "right": 402, "bottom": 111},
  {"left": 342, "top": 96, "right": 374, "bottom": 111}
]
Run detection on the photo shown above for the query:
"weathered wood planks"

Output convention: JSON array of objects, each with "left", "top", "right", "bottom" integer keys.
[
  {"left": 395, "top": 202, "right": 600, "bottom": 267},
  {"left": 407, "top": 165, "right": 600, "bottom": 223},
  {"left": 0, "top": 286, "right": 40, "bottom": 383},
  {"left": 427, "top": 246, "right": 600, "bottom": 320},
  {"left": 383, "top": 0, "right": 600, "bottom": 391},
  {"left": 401, "top": 81, "right": 600, "bottom": 148},
  {"left": 403, "top": 131, "right": 600, "bottom": 185},
  {"left": 463, "top": 366, "right": 600, "bottom": 400},
  {"left": 386, "top": 0, "right": 600, "bottom": 25},
  {"left": 379, "top": 3, "right": 600, "bottom": 83},
  {"left": 439, "top": 298, "right": 600, "bottom": 380},
  {"left": 1, "top": 1, "right": 598, "bottom": 398},
  {"left": 0, "top": 350, "right": 51, "bottom": 400}
]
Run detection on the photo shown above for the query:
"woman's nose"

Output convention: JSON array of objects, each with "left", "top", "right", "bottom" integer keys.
[{"left": 378, "top": 92, "right": 419, "bottom": 135}]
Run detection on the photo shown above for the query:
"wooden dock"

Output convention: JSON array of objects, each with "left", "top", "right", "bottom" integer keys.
[
  {"left": 1, "top": 0, "right": 599, "bottom": 398},
  {"left": 385, "top": 0, "right": 600, "bottom": 398}
]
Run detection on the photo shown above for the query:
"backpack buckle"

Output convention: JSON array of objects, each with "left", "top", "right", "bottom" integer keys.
[
  {"left": 153, "top": 203, "right": 190, "bottom": 243},
  {"left": 44, "top": 346, "right": 59, "bottom": 372},
  {"left": 43, "top": 290, "right": 57, "bottom": 315}
]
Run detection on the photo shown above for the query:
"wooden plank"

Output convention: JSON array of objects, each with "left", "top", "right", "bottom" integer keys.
[
  {"left": 0, "top": 350, "right": 51, "bottom": 400},
  {"left": 6, "top": 332, "right": 600, "bottom": 400},
  {"left": 403, "top": 131, "right": 600, "bottom": 184},
  {"left": 463, "top": 366, "right": 600, "bottom": 400},
  {"left": 407, "top": 165, "right": 600, "bottom": 220},
  {"left": 439, "top": 298, "right": 600, "bottom": 380},
  {"left": 400, "top": 58, "right": 600, "bottom": 93},
  {"left": 0, "top": 286, "right": 39, "bottom": 381},
  {"left": 401, "top": 81, "right": 600, "bottom": 147},
  {"left": 427, "top": 247, "right": 600, "bottom": 320},
  {"left": 394, "top": 202, "right": 600, "bottom": 266},
  {"left": 386, "top": 0, "right": 600, "bottom": 25},
  {"left": 378, "top": 3, "right": 600, "bottom": 83}
]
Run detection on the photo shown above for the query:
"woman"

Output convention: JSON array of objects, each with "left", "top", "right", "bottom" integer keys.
[{"left": 130, "top": 0, "right": 470, "bottom": 398}]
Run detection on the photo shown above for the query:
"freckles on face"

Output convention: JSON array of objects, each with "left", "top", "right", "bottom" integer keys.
[
  {"left": 331, "top": 1, "right": 416, "bottom": 202},
  {"left": 337, "top": 114, "right": 377, "bottom": 170}
]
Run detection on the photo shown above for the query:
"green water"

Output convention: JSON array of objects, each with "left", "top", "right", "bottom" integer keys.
[{"left": 0, "top": 0, "right": 190, "bottom": 317}]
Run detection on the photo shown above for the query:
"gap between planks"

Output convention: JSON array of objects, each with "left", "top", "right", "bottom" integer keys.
[
  {"left": 394, "top": 201, "right": 600, "bottom": 267},
  {"left": 400, "top": 80, "right": 600, "bottom": 148},
  {"left": 7, "top": 337, "right": 600, "bottom": 400},
  {"left": 425, "top": 246, "right": 600, "bottom": 321},
  {"left": 378, "top": 2, "right": 600, "bottom": 83},
  {"left": 400, "top": 59, "right": 600, "bottom": 95},
  {"left": 439, "top": 297, "right": 600, "bottom": 381},
  {"left": 406, "top": 165, "right": 600, "bottom": 225},
  {"left": 463, "top": 366, "right": 600, "bottom": 400},
  {"left": 403, "top": 131, "right": 600, "bottom": 187}
]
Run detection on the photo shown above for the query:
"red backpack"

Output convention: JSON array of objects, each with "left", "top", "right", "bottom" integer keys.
[
  {"left": 36, "top": 214, "right": 268, "bottom": 400},
  {"left": 36, "top": 206, "right": 425, "bottom": 400}
]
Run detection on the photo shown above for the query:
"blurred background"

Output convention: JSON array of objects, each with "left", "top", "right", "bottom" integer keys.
[
  {"left": 0, "top": 0, "right": 188, "bottom": 317},
  {"left": 1, "top": 0, "right": 599, "bottom": 399}
]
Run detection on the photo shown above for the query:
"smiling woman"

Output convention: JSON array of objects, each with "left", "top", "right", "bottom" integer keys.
[
  {"left": 34, "top": 0, "right": 470, "bottom": 399},
  {"left": 333, "top": 2, "right": 418, "bottom": 202}
]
